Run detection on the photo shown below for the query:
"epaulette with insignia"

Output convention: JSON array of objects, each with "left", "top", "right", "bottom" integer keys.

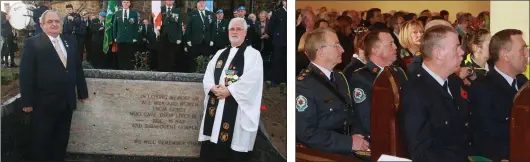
[{"left": 297, "top": 69, "right": 311, "bottom": 80}]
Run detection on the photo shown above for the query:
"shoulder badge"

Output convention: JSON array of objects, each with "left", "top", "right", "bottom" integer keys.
[
  {"left": 354, "top": 66, "right": 367, "bottom": 73},
  {"left": 353, "top": 88, "right": 366, "bottom": 103},
  {"left": 296, "top": 95, "right": 308, "bottom": 112},
  {"left": 298, "top": 68, "right": 311, "bottom": 80}
]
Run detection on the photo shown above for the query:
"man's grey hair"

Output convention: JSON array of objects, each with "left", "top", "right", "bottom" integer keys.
[
  {"left": 229, "top": 17, "right": 248, "bottom": 30},
  {"left": 39, "top": 10, "right": 62, "bottom": 24}
]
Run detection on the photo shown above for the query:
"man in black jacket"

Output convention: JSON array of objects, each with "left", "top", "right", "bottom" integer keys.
[
  {"left": 32, "top": 1, "right": 51, "bottom": 35},
  {"left": 186, "top": 0, "right": 213, "bottom": 72},
  {"left": 19, "top": 10, "right": 89, "bottom": 161},
  {"left": 211, "top": 9, "right": 229, "bottom": 53},
  {"left": 469, "top": 29, "right": 529, "bottom": 162},
  {"left": 400, "top": 25, "right": 471, "bottom": 162},
  {"left": 159, "top": 0, "right": 183, "bottom": 72},
  {"left": 89, "top": 12, "right": 106, "bottom": 68},
  {"left": 1, "top": 4, "right": 17, "bottom": 67},
  {"left": 266, "top": 0, "right": 287, "bottom": 86}
]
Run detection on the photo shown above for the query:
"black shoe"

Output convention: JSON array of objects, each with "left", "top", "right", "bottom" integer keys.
[{"left": 10, "top": 64, "right": 18, "bottom": 68}]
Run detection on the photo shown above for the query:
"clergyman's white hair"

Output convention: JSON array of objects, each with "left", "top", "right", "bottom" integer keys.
[{"left": 229, "top": 17, "right": 248, "bottom": 30}]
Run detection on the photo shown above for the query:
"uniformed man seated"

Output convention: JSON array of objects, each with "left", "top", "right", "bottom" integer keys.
[
  {"left": 469, "top": 29, "right": 529, "bottom": 162},
  {"left": 348, "top": 29, "right": 408, "bottom": 159},
  {"left": 296, "top": 28, "right": 370, "bottom": 156},
  {"left": 400, "top": 25, "right": 472, "bottom": 162}
]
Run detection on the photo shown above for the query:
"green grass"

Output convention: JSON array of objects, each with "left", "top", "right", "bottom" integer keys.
[{"left": 1, "top": 68, "right": 19, "bottom": 85}]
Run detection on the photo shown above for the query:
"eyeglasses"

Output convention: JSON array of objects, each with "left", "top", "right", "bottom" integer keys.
[{"left": 229, "top": 28, "right": 245, "bottom": 32}]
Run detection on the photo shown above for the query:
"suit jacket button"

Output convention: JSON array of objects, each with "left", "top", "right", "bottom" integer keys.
[
  {"left": 469, "top": 142, "right": 472, "bottom": 146},
  {"left": 343, "top": 121, "right": 347, "bottom": 126},
  {"left": 329, "top": 108, "right": 333, "bottom": 112},
  {"left": 445, "top": 121, "right": 448, "bottom": 125},
  {"left": 506, "top": 117, "right": 509, "bottom": 120},
  {"left": 465, "top": 122, "right": 468, "bottom": 127}
]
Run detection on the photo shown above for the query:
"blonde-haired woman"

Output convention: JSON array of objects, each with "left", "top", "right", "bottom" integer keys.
[{"left": 398, "top": 20, "right": 424, "bottom": 71}]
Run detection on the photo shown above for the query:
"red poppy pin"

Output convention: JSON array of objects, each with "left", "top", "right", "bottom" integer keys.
[
  {"left": 372, "top": 68, "right": 378, "bottom": 73},
  {"left": 461, "top": 88, "right": 468, "bottom": 100},
  {"left": 260, "top": 105, "right": 267, "bottom": 111}
]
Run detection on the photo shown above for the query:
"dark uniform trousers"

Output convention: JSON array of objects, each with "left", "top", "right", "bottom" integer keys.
[
  {"left": 469, "top": 69, "right": 528, "bottom": 161},
  {"left": 400, "top": 67, "right": 472, "bottom": 162},
  {"left": 349, "top": 61, "right": 408, "bottom": 139},
  {"left": 159, "top": 35, "right": 180, "bottom": 72},
  {"left": 296, "top": 63, "right": 356, "bottom": 155}
]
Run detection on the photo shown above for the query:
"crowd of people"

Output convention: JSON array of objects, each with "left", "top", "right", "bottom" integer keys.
[{"left": 296, "top": 6, "right": 528, "bottom": 162}]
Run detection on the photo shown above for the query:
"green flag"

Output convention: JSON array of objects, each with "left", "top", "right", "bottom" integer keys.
[{"left": 103, "top": 0, "right": 118, "bottom": 54}]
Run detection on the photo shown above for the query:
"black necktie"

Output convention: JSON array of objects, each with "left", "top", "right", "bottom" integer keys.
[
  {"left": 443, "top": 80, "right": 451, "bottom": 97},
  {"left": 200, "top": 11, "right": 205, "bottom": 23},
  {"left": 124, "top": 10, "right": 128, "bottom": 19},
  {"left": 330, "top": 72, "right": 338, "bottom": 89},
  {"left": 512, "top": 79, "right": 518, "bottom": 91}
]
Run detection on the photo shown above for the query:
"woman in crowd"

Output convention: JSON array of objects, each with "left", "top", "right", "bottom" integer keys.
[
  {"left": 462, "top": 29, "right": 491, "bottom": 85},
  {"left": 334, "top": 15, "right": 354, "bottom": 70},
  {"left": 398, "top": 20, "right": 424, "bottom": 71}
]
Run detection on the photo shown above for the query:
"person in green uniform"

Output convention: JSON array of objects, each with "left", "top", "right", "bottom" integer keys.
[
  {"left": 211, "top": 9, "right": 229, "bottom": 53},
  {"left": 112, "top": 0, "right": 140, "bottom": 70},
  {"left": 462, "top": 29, "right": 491, "bottom": 84},
  {"left": 186, "top": 0, "right": 214, "bottom": 72},
  {"left": 348, "top": 29, "right": 408, "bottom": 160}
]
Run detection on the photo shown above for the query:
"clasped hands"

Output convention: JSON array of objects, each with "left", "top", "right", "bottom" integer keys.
[{"left": 211, "top": 85, "right": 231, "bottom": 99}]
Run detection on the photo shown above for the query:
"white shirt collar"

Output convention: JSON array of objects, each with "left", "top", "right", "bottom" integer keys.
[
  {"left": 422, "top": 63, "right": 447, "bottom": 87},
  {"left": 47, "top": 34, "right": 61, "bottom": 42},
  {"left": 394, "top": 32, "right": 399, "bottom": 38},
  {"left": 311, "top": 62, "right": 331, "bottom": 80},
  {"left": 494, "top": 65, "right": 515, "bottom": 87}
]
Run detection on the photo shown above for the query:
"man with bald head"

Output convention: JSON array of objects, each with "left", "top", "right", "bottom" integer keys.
[
  {"left": 19, "top": 10, "right": 89, "bottom": 161},
  {"left": 400, "top": 25, "right": 472, "bottom": 162}
]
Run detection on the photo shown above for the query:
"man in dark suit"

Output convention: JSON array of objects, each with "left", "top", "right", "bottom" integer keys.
[
  {"left": 19, "top": 10, "right": 88, "bottom": 161},
  {"left": 266, "top": 0, "right": 287, "bottom": 86},
  {"left": 89, "top": 12, "right": 106, "bottom": 68},
  {"left": 159, "top": 0, "right": 183, "bottom": 72},
  {"left": 140, "top": 19, "right": 158, "bottom": 71},
  {"left": 186, "top": 0, "right": 213, "bottom": 72},
  {"left": 32, "top": 1, "right": 51, "bottom": 36},
  {"left": 211, "top": 9, "right": 229, "bottom": 52},
  {"left": 62, "top": 4, "right": 81, "bottom": 40},
  {"left": 296, "top": 28, "right": 369, "bottom": 156},
  {"left": 112, "top": 0, "right": 140, "bottom": 70},
  {"left": 399, "top": 25, "right": 471, "bottom": 162},
  {"left": 469, "top": 29, "right": 529, "bottom": 162},
  {"left": 348, "top": 30, "right": 407, "bottom": 146}
]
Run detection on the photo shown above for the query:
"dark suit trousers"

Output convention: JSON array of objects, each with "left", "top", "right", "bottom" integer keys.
[
  {"left": 271, "top": 44, "right": 287, "bottom": 84},
  {"left": 90, "top": 40, "right": 105, "bottom": 69},
  {"left": 117, "top": 43, "right": 136, "bottom": 70},
  {"left": 76, "top": 35, "right": 86, "bottom": 59},
  {"left": 189, "top": 42, "right": 211, "bottom": 72},
  {"left": 29, "top": 106, "right": 73, "bottom": 161},
  {"left": 158, "top": 36, "right": 178, "bottom": 72},
  {"left": 199, "top": 141, "right": 248, "bottom": 162}
]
